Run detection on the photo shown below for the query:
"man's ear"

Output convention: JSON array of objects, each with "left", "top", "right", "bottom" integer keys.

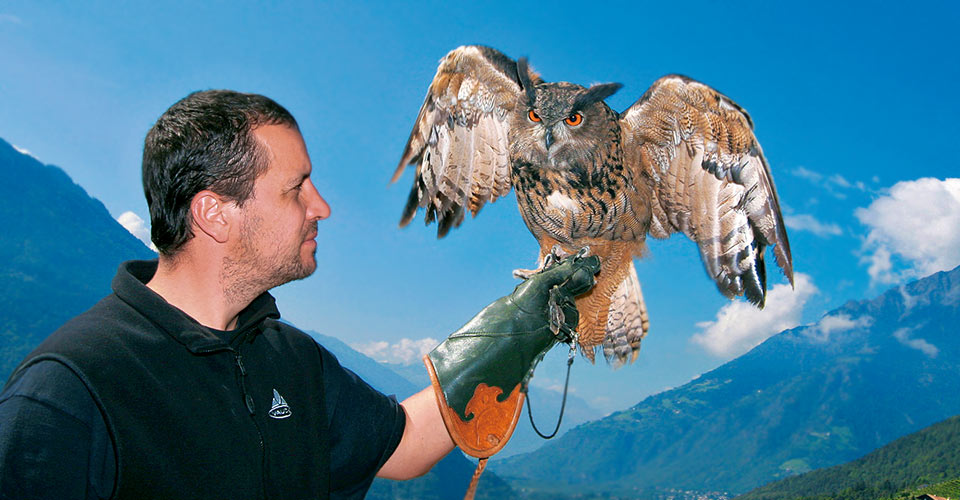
[{"left": 190, "top": 190, "right": 234, "bottom": 244}]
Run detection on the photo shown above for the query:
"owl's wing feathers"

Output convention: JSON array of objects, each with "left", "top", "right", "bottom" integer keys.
[
  {"left": 620, "top": 75, "right": 793, "bottom": 306},
  {"left": 393, "top": 45, "right": 534, "bottom": 237}
]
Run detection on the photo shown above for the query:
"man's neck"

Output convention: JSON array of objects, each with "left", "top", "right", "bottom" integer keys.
[{"left": 146, "top": 253, "right": 249, "bottom": 331}]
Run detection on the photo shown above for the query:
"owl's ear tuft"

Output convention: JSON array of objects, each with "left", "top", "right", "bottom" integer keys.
[
  {"left": 573, "top": 82, "right": 623, "bottom": 111},
  {"left": 516, "top": 58, "right": 538, "bottom": 107}
]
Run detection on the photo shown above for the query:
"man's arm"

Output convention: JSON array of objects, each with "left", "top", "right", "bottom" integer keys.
[
  {"left": 0, "top": 360, "right": 115, "bottom": 500},
  {"left": 376, "top": 253, "right": 599, "bottom": 480},
  {"left": 376, "top": 386, "right": 454, "bottom": 480}
]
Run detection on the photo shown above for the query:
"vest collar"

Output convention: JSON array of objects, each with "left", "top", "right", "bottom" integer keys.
[{"left": 112, "top": 260, "right": 281, "bottom": 354}]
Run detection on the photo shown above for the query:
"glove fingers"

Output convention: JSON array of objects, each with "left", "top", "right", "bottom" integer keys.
[
  {"left": 560, "top": 256, "right": 600, "bottom": 296},
  {"left": 537, "top": 255, "right": 600, "bottom": 291}
]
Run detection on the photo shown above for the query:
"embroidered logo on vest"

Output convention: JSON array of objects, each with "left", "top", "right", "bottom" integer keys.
[{"left": 268, "top": 389, "right": 292, "bottom": 419}]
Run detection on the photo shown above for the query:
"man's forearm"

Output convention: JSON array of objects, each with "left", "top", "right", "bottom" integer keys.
[{"left": 376, "top": 386, "right": 454, "bottom": 480}]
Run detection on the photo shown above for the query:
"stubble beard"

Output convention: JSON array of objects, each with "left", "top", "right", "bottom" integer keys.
[{"left": 222, "top": 214, "right": 316, "bottom": 306}]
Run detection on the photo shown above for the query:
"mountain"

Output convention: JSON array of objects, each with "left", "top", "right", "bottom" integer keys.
[
  {"left": 0, "top": 138, "right": 155, "bottom": 379},
  {"left": 494, "top": 265, "right": 960, "bottom": 497},
  {"left": 310, "top": 331, "right": 421, "bottom": 399},
  {"left": 737, "top": 415, "right": 960, "bottom": 500}
]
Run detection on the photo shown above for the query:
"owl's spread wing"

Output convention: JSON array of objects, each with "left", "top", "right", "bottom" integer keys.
[
  {"left": 392, "top": 45, "right": 536, "bottom": 237},
  {"left": 620, "top": 75, "right": 793, "bottom": 306}
]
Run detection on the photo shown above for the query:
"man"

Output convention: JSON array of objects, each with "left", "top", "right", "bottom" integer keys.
[{"left": 0, "top": 91, "right": 456, "bottom": 499}]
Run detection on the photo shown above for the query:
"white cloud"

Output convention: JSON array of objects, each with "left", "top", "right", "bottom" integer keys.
[
  {"left": 791, "top": 166, "right": 870, "bottom": 199},
  {"left": 898, "top": 285, "right": 925, "bottom": 314},
  {"left": 893, "top": 326, "right": 938, "bottom": 358},
  {"left": 529, "top": 376, "right": 578, "bottom": 394},
  {"left": 11, "top": 143, "right": 37, "bottom": 160},
  {"left": 793, "top": 166, "right": 823, "bottom": 183},
  {"left": 352, "top": 337, "right": 439, "bottom": 365},
  {"left": 803, "top": 313, "right": 873, "bottom": 343},
  {"left": 692, "top": 273, "right": 817, "bottom": 358},
  {"left": 117, "top": 211, "right": 158, "bottom": 251},
  {"left": 829, "top": 174, "right": 852, "bottom": 189},
  {"left": 784, "top": 213, "right": 842, "bottom": 237},
  {"left": 855, "top": 178, "right": 960, "bottom": 285}
]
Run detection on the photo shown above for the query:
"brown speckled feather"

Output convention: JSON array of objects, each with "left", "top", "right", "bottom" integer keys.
[
  {"left": 620, "top": 75, "right": 793, "bottom": 306},
  {"left": 392, "top": 46, "right": 537, "bottom": 236}
]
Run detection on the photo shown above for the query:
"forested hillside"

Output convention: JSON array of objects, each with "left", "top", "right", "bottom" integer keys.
[
  {"left": 738, "top": 415, "right": 960, "bottom": 500},
  {"left": 0, "top": 137, "right": 155, "bottom": 379}
]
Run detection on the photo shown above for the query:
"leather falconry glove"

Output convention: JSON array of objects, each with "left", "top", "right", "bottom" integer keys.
[{"left": 423, "top": 252, "right": 600, "bottom": 458}]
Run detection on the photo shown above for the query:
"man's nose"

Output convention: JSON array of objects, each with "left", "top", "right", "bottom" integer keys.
[{"left": 304, "top": 180, "right": 331, "bottom": 220}]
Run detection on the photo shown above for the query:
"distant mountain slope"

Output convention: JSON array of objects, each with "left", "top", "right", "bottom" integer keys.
[
  {"left": 310, "top": 331, "right": 420, "bottom": 399},
  {"left": 737, "top": 415, "right": 960, "bottom": 500},
  {"left": 495, "top": 266, "right": 960, "bottom": 497},
  {"left": 0, "top": 137, "right": 155, "bottom": 379}
]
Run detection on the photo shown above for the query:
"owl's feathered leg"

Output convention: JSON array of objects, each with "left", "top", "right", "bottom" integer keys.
[
  {"left": 512, "top": 237, "right": 571, "bottom": 280},
  {"left": 572, "top": 241, "right": 647, "bottom": 364},
  {"left": 516, "top": 239, "right": 647, "bottom": 366},
  {"left": 601, "top": 261, "right": 649, "bottom": 367}
]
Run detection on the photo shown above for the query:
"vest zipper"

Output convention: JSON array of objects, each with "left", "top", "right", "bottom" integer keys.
[
  {"left": 235, "top": 353, "right": 257, "bottom": 414},
  {"left": 234, "top": 351, "right": 268, "bottom": 499}
]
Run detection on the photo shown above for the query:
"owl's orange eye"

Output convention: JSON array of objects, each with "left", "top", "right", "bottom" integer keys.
[
  {"left": 528, "top": 110, "right": 541, "bottom": 122},
  {"left": 565, "top": 113, "right": 583, "bottom": 126}
]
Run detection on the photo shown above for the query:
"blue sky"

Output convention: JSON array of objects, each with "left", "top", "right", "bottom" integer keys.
[{"left": 2, "top": 1, "right": 958, "bottom": 414}]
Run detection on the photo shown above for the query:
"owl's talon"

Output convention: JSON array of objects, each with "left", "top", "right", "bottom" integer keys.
[
  {"left": 549, "top": 245, "right": 571, "bottom": 261},
  {"left": 542, "top": 252, "right": 558, "bottom": 269},
  {"left": 512, "top": 268, "right": 538, "bottom": 280}
]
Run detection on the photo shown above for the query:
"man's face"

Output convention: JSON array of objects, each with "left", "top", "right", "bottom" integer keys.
[{"left": 226, "top": 124, "right": 330, "bottom": 294}]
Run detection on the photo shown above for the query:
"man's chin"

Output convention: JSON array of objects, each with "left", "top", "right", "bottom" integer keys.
[{"left": 297, "top": 254, "right": 318, "bottom": 279}]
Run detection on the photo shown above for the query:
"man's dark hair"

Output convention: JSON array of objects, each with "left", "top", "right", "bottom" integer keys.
[{"left": 142, "top": 90, "right": 299, "bottom": 255}]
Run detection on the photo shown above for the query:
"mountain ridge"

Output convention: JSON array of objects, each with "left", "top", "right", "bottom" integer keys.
[
  {"left": 495, "top": 265, "right": 960, "bottom": 497},
  {"left": 0, "top": 137, "right": 156, "bottom": 379}
]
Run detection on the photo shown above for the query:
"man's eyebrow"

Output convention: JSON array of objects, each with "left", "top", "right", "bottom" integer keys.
[{"left": 287, "top": 171, "right": 310, "bottom": 188}]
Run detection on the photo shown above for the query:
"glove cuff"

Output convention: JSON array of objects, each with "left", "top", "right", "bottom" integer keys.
[{"left": 424, "top": 354, "right": 526, "bottom": 458}]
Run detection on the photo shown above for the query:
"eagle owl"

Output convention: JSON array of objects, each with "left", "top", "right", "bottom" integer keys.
[{"left": 392, "top": 45, "right": 793, "bottom": 366}]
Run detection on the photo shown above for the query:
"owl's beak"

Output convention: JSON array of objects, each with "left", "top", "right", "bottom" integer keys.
[{"left": 544, "top": 128, "right": 554, "bottom": 149}]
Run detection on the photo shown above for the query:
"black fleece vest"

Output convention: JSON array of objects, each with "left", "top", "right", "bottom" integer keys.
[{"left": 13, "top": 261, "right": 331, "bottom": 499}]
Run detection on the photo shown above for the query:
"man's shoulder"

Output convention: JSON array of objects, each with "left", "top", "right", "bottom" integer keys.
[
  {"left": 50, "top": 294, "right": 140, "bottom": 341},
  {"left": 20, "top": 293, "right": 146, "bottom": 369},
  {"left": 261, "top": 320, "right": 341, "bottom": 366},
  {"left": 265, "top": 320, "right": 316, "bottom": 344}
]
